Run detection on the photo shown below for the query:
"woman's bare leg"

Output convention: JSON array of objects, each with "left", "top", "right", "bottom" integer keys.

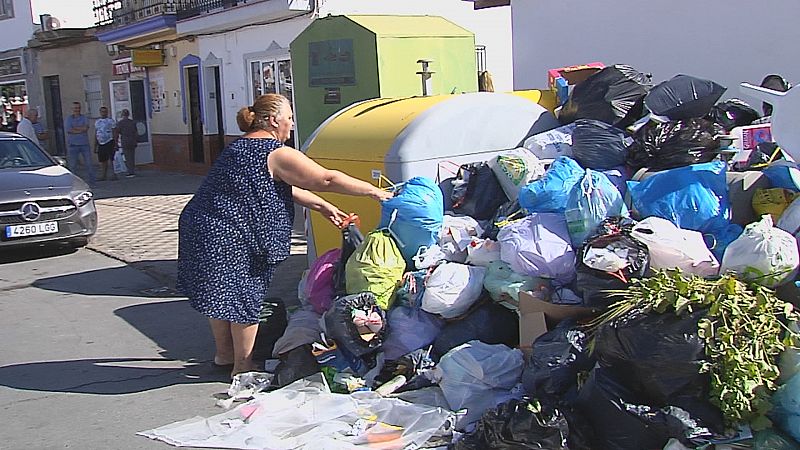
[
  {"left": 208, "top": 318, "right": 234, "bottom": 365},
  {"left": 230, "top": 322, "right": 259, "bottom": 376}
]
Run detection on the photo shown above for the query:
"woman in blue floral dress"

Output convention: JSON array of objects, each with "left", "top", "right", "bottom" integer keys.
[{"left": 177, "top": 94, "right": 392, "bottom": 376}]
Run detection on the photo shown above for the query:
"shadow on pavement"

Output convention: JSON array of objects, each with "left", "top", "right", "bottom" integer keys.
[
  {"left": 0, "top": 245, "right": 80, "bottom": 264},
  {"left": 32, "top": 260, "right": 182, "bottom": 298},
  {"left": 0, "top": 299, "right": 227, "bottom": 394},
  {"left": 0, "top": 358, "right": 231, "bottom": 394},
  {"left": 113, "top": 299, "right": 212, "bottom": 362}
]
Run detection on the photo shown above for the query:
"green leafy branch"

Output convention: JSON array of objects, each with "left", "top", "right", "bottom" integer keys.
[{"left": 589, "top": 269, "right": 800, "bottom": 429}]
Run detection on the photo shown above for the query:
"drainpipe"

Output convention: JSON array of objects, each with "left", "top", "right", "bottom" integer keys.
[{"left": 417, "top": 59, "right": 434, "bottom": 96}]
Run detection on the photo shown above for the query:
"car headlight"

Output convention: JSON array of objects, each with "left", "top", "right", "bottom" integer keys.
[{"left": 72, "top": 190, "right": 93, "bottom": 207}]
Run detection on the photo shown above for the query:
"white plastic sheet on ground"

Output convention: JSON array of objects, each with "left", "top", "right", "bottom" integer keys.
[{"left": 139, "top": 374, "right": 453, "bottom": 449}]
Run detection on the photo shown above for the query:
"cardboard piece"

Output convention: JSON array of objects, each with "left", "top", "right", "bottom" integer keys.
[{"left": 517, "top": 290, "right": 598, "bottom": 347}]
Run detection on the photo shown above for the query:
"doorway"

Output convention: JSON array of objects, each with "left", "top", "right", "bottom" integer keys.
[
  {"left": 42, "top": 76, "right": 65, "bottom": 156},
  {"left": 213, "top": 66, "right": 224, "bottom": 157},
  {"left": 187, "top": 66, "right": 204, "bottom": 163}
]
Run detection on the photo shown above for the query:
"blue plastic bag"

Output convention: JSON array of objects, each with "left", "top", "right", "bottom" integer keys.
[
  {"left": 382, "top": 306, "right": 444, "bottom": 361},
  {"left": 627, "top": 160, "right": 731, "bottom": 235},
  {"left": 564, "top": 169, "right": 629, "bottom": 247},
  {"left": 519, "top": 156, "right": 584, "bottom": 214},
  {"left": 771, "top": 371, "right": 800, "bottom": 443},
  {"left": 763, "top": 162, "right": 800, "bottom": 192},
  {"left": 380, "top": 177, "right": 444, "bottom": 263}
]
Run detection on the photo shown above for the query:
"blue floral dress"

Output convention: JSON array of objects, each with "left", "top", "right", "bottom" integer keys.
[{"left": 177, "top": 138, "right": 294, "bottom": 324}]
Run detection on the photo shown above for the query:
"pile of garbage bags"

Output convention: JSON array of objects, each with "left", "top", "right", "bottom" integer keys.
[{"left": 144, "top": 65, "right": 800, "bottom": 450}]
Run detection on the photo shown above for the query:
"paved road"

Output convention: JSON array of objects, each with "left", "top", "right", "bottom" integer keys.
[{"left": 0, "top": 168, "right": 310, "bottom": 449}]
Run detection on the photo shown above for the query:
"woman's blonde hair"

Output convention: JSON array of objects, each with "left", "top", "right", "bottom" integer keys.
[{"left": 236, "top": 93, "right": 290, "bottom": 132}]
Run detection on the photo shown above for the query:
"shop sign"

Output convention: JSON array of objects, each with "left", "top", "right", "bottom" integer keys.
[
  {"left": 132, "top": 50, "right": 165, "bottom": 67},
  {"left": 0, "top": 57, "right": 23, "bottom": 77},
  {"left": 112, "top": 58, "right": 145, "bottom": 76}
]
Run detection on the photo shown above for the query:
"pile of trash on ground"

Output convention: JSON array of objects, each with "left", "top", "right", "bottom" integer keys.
[{"left": 141, "top": 66, "right": 800, "bottom": 449}]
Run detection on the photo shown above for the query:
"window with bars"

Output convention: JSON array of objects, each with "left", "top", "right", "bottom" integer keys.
[{"left": 83, "top": 75, "right": 103, "bottom": 118}]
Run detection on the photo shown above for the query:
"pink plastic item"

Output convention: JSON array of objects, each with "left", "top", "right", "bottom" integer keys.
[{"left": 304, "top": 248, "right": 342, "bottom": 314}]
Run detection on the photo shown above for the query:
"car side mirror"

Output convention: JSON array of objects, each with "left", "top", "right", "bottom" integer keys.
[{"left": 53, "top": 156, "right": 67, "bottom": 166}]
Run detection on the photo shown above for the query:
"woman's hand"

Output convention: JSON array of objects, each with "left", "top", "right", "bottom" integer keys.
[
  {"left": 320, "top": 202, "right": 349, "bottom": 228},
  {"left": 370, "top": 188, "right": 394, "bottom": 202}
]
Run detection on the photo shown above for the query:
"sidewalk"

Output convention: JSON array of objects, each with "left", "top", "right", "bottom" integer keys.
[{"left": 87, "top": 168, "right": 308, "bottom": 305}]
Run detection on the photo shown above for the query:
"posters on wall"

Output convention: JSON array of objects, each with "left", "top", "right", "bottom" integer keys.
[{"left": 150, "top": 77, "right": 165, "bottom": 112}]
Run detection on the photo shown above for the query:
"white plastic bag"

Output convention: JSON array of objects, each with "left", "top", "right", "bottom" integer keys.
[
  {"left": 720, "top": 215, "right": 799, "bottom": 287},
  {"left": 412, "top": 244, "right": 448, "bottom": 269},
  {"left": 522, "top": 123, "right": 576, "bottom": 161},
  {"left": 113, "top": 149, "right": 127, "bottom": 174},
  {"left": 630, "top": 217, "right": 720, "bottom": 277},
  {"left": 465, "top": 237, "right": 501, "bottom": 267},
  {"left": 421, "top": 262, "right": 486, "bottom": 318},
  {"left": 488, "top": 148, "right": 546, "bottom": 200}
]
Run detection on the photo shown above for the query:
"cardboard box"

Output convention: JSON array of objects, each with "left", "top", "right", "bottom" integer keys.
[
  {"left": 547, "top": 62, "right": 605, "bottom": 105},
  {"left": 517, "top": 290, "right": 599, "bottom": 347}
]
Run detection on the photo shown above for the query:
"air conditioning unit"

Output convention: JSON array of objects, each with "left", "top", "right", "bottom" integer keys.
[{"left": 40, "top": 14, "right": 62, "bottom": 31}]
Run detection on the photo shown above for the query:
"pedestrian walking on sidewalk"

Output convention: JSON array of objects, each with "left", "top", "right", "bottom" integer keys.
[
  {"left": 117, "top": 109, "right": 138, "bottom": 177},
  {"left": 65, "top": 102, "right": 95, "bottom": 184},
  {"left": 95, "top": 106, "right": 118, "bottom": 181},
  {"left": 176, "top": 93, "right": 393, "bottom": 378}
]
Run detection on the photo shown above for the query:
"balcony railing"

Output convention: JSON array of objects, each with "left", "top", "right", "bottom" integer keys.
[
  {"left": 176, "top": 0, "right": 258, "bottom": 21},
  {"left": 93, "top": 0, "right": 189, "bottom": 27}
]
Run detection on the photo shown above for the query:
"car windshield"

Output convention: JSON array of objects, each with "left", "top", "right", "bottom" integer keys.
[{"left": 0, "top": 139, "right": 55, "bottom": 169}]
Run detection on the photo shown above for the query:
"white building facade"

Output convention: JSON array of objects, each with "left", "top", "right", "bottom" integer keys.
[
  {"left": 0, "top": 0, "right": 38, "bottom": 126},
  {"left": 511, "top": 0, "right": 800, "bottom": 94}
]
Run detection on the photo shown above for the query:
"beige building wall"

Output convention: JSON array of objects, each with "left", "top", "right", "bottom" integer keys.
[
  {"left": 148, "top": 39, "right": 198, "bottom": 135},
  {"left": 37, "top": 40, "right": 115, "bottom": 154}
]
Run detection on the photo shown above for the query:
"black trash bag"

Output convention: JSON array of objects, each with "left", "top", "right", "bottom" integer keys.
[
  {"left": 625, "top": 118, "right": 724, "bottom": 171},
  {"left": 760, "top": 74, "right": 792, "bottom": 116},
  {"left": 482, "top": 198, "right": 522, "bottom": 241},
  {"left": 569, "top": 119, "right": 631, "bottom": 170},
  {"left": 575, "top": 368, "right": 714, "bottom": 450},
  {"left": 272, "top": 344, "right": 320, "bottom": 388},
  {"left": 452, "top": 398, "right": 570, "bottom": 450},
  {"left": 322, "top": 292, "right": 386, "bottom": 358},
  {"left": 521, "top": 319, "right": 594, "bottom": 401},
  {"left": 451, "top": 162, "right": 509, "bottom": 220},
  {"left": 644, "top": 74, "right": 726, "bottom": 120},
  {"left": 575, "top": 217, "right": 649, "bottom": 309},
  {"left": 332, "top": 221, "right": 364, "bottom": 295},
  {"left": 558, "top": 64, "right": 652, "bottom": 129},
  {"left": 592, "top": 310, "right": 724, "bottom": 433},
  {"left": 707, "top": 98, "right": 760, "bottom": 132},
  {"left": 433, "top": 302, "right": 519, "bottom": 358},
  {"left": 252, "top": 298, "right": 288, "bottom": 362}
]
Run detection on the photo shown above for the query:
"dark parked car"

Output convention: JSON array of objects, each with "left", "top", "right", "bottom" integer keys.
[{"left": 0, "top": 132, "right": 97, "bottom": 249}]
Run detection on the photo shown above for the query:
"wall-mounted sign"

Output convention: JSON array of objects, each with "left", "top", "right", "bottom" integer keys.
[
  {"left": 112, "top": 57, "right": 145, "bottom": 76},
  {"left": 309, "top": 39, "right": 355, "bottom": 86},
  {"left": 132, "top": 49, "right": 165, "bottom": 67},
  {"left": 0, "top": 57, "right": 23, "bottom": 77},
  {"left": 324, "top": 87, "right": 341, "bottom": 104}
]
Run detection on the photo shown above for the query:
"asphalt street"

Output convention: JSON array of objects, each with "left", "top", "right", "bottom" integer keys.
[{"left": 0, "top": 168, "right": 310, "bottom": 449}]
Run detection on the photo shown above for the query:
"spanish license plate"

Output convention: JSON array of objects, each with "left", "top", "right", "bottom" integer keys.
[{"left": 5, "top": 221, "right": 59, "bottom": 238}]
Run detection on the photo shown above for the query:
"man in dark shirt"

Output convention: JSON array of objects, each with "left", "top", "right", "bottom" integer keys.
[{"left": 116, "top": 109, "right": 138, "bottom": 177}]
